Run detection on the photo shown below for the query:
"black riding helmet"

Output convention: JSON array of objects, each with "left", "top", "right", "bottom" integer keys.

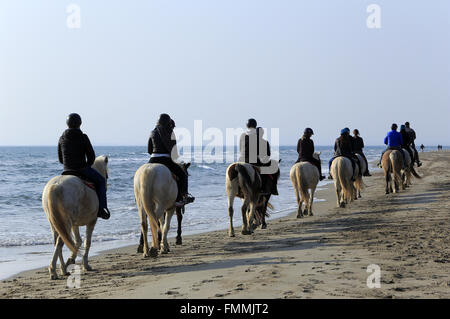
[
  {"left": 246, "top": 118, "right": 257, "bottom": 129},
  {"left": 66, "top": 113, "right": 82, "bottom": 128},
  {"left": 391, "top": 123, "right": 398, "bottom": 131},
  {"left": 304, "top": 127, "right": 314, "bottom": 135}
]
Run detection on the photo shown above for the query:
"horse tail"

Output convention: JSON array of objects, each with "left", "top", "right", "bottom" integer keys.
[
  {"left": 47, "top": 184, "right": 77, "bottom": 254},
  {"left": 235, "top": 164, "right": 260, "bottom": 202},
  {"left": 298, "top": 169, "right": 310, "bottom": 205},
  {"left": 139, "top": 168, "right": 158, "bottom": 222},
  {"left": 390, "top": 151, "right": 403, "bottom": 186},
  {"left": 411, "top": 166, "right": 422, "bottom": 179},
  {"left": 338, "top": 158, "right": 354, "bottom": 203}
]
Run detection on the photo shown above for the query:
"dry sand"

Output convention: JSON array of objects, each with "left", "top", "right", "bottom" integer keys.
[{"left": 1, "top": 151, "right": 449, "bottom": 299}]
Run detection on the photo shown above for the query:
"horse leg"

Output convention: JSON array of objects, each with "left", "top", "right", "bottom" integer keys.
[
  {"left": 49, "top": 235, "right": 64, "bottom": 280},
  {"left": 176, "top": 207, "right": 183, "bottom": 245},
  {"left": 228, "top": 194, "right": 235, "bottom": 237},
  {"left": 261, "top": 196, "right": 268, "bottom": 229},
  {"left": 65, "top": 226, "right": 82, "bottom": 271},
  {"left": 140, "top": 212, "right": 150, "bottom": 258},
  {"left": 161, "top": 209, "right": 175, "bottom": 254},
  {"left": 241, "top": 201, "right": 251, "bottom": 235},
  {"left": 137, "top": 232, "right": 144, "bottom": 254},
  {"left": 148, "top": 217, "right": 159, "bottom": 258},
  {"left": 308, "top": 187, "right": 316, "bottom": 216},
  {"left": 136, "top": 198, "right": 144, "bottom": 253},
  {"left": 82, "top": 222, "right": 96, "bottom": 271},
  {"left": 294, "top": 186, "right": 303, "bottom": 218},
  {"left": 298, "top": 188, "right": 305, "bottom": 218}
]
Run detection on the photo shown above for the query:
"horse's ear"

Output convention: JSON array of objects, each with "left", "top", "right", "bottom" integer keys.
[
  {"left": 185, "top": 162, "right": 191, "bottom": 169},
  {"left": 278, "top": 159, "right": 282, "bottom": 163},
  {"left": 104, "top": 156, "right": 108, "bottom": 164}
]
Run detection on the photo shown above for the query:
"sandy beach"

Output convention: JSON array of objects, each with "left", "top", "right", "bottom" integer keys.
[{"left": 1, "top": 151, "right": 449, "bottom": 299}]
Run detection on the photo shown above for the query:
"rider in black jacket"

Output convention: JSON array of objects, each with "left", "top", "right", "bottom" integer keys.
[
  {"left": 295, "top": 128, "right": 325, "bottom": 181},
  {"left": 58, "top": 113, "right": 110, "bottom": 219},
  {"left": 148, "top": 114, "right": 195, "bottom": 207}
]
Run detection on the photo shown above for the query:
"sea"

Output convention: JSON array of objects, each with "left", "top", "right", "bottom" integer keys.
[{"left": 0, "top": 145, "right": 417, "bottom": 280}]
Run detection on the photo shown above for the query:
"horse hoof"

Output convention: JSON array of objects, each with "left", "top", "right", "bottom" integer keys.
[
  {"left": 50, "top": 274, "right": 58, "bottom": 280},
  {"left": 83, "top": 265, "right": 93, "bottom": 272},
  {"left": 309, "top": 212, "right": 314, "bottom": 217},
  {"left": 339, "top": 202, "right": 346, "bottom": 208},
  {"left": 137, "top": 245, "right": 144, "bottom": 254},
  {"left": 228, "top": 232, "right": 235, "bottom": 237},
  {"left": 297, "top": 213, "right": 303, "bottom": 218},
  {"left": 176, "top": 237, "right": 182, "bottom": 245},
  {"left": 241, "top": 230, "right": 251, "bottom": 235},
  {"left": 261, "top": 223, "right": 267, "bottom": 230},
  {"left": 149, "top": 247, "right": 158, "bottom": 258}
]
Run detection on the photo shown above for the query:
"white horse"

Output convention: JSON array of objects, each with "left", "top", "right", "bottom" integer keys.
[
  {"left": 226, "top": 162, "right": 263, "bottom": 237},
  {"left": 382, "top": 149, "right": 403, "bottom": 194},
  {"left": 330, "top": 156, "right": 357, "bottom": 208},
  {"left": 289, "top": 152, "right": 321, "bottom": 218},
  {"left": 354, "top": 153, "right": 366, "bottom": 199},
  {"left": 42, "top": 155, "right": 109, "bottom": 280},
  {"left": 134, "top": 162, "right": 190, "bottom": 258}
]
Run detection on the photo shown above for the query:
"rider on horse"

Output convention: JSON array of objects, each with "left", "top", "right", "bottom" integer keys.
[
  {"left": 295, "top": 127, "right": 325, "bottom": 181},
  {"left": 147, "top": 113, "right": 195, "bottom": 207},
  {"left": 58, "top": 113, "right": 111, "bottom": 220},
  {"left": 378, "top": 123, "right": 407, "bottom": 168},
  {"left": 239, "top": 118, "right": 278, "bottom": 196},
  {"left": 352, "top": 129, "right": 371, "bottom": 176},
  {"left": 405, "top": 121, "right": 422, "bottom": 167},
  {"left": 328, "top": 128, "right": 362, "bottom": 180},
  {"left": 400, "top": 125, "right": 415, "bottom": 165}
]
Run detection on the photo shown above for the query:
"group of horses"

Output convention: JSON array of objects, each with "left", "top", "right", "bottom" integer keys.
[{"left": 41, "top": 148, "right": 420, "bottom": 280}]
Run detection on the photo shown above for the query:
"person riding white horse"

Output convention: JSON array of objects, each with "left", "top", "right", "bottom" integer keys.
[
  {"left": 58, "top": 113, "right": 110, "bottom": 219},
  {"left": 43, "top": 113, "right": 110, "bottom": 279}
]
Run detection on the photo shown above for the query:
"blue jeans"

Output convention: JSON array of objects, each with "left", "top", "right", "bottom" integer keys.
[{"left": 80, "top": 167, "right": 107, "bottom": 210}]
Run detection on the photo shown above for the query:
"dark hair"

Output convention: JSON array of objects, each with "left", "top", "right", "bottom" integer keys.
[
  {"left": 66, "top": 113, "right": 82, "bottom": 128},
  {"left": 157, "top": 113, "right": 171, "bottom": 127},
  {"left": 391, "top": 123, "right": 398, "bottom": 130},
  {"left": 353, "top": 129, "right": 359, "bottom": 136},
  {"left": 405, "top": 122, "right": 410, "bottom": 127},
  {"left": 246, "top": 118, "right": 257, "bottom": 128}
]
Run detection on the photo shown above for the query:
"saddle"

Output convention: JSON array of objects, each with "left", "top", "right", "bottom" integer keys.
[
  {"left": 61, "top": 170, "right": 96, "bottom": 190},
  {"left": 228, "top": 163, "right": 274, "bottom": 198}
]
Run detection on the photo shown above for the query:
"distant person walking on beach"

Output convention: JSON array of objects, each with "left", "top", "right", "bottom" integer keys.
[
  {"left": 405, "top": 121, "right": 422, "bottom": 167},
  {"left": 58, "top": 113, "right": 110, "bottom": 219},
  {"left": 295, "top": 128, "right": 325, "bottom": 181},
  {"left": 351, "top": 129, "right": 371, "bottom": 176},
  {"left": 421, "top": 144, "right": 425, "bottom": 152}
]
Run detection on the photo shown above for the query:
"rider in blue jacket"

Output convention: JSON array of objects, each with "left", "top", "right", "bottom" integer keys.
[{"left": 378, "top": 123, "right": 406, "bottom": 167}]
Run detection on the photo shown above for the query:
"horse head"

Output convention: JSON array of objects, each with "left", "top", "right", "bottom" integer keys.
[
  {"left": 92, "top": 155, "right": 109, "bottom": 185},
  {"left": 313, "top": 151, "right": 321, "bottom": 161}
]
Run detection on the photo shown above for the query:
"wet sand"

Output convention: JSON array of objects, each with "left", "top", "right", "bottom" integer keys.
[{"left": 1, "top": 151, "right": 449, "bottom": 299}]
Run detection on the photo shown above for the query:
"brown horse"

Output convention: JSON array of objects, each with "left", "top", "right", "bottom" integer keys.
[{"left": 382, "top": 150, "right": 403, "bottom": 194}]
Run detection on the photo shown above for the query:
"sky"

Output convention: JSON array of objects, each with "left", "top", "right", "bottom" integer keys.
[{"left": 1, "top": 0, "right": 449, "bottom": 146}]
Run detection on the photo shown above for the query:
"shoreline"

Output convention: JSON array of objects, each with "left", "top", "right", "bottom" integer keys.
[
  {"left": 1, "top": 151, "right": 449, "bottom": 298},
  {"left": 0, "top": 179, "right": 335, "bottom": 282}
]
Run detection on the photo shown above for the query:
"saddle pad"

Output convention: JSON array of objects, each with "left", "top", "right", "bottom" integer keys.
[{"left": 61, "top": 171, "right": 96, "bottom": 190}]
